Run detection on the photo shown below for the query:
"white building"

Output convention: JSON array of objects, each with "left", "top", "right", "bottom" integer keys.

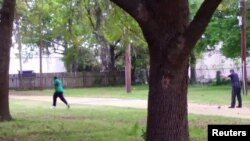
[
  {"left": 195, "top": 45, "right": 249, "bottom": 81},
  {"left": 9, "top": 47, "right": 66, "bottom": 74}
]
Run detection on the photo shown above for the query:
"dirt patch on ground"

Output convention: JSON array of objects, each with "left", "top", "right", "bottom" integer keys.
[
  {"left": 0, "top": 137, "right": 13, "bottom": 141},
  {"left": 10, "top": 95, "right": 250, "bottom": 119}
]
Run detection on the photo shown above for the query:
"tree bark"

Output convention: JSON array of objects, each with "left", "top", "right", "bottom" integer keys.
[
  {"left": 86, "top": 2, "right": 112, "bottom": 72},
  {"left": 0, "top": 0, "right": 16, "bottom": 121},
  {"left": 144, "top": 22, "right": 191, "bottom": 140},
  {"left": 110, "top": 0, "right": 222, "bottom": 140},
  {"left": 147, "top": 43, "right": 189, "bottom": 140},
  {"left": 125, "top": 43, "right": 132, "bottom": 93}
]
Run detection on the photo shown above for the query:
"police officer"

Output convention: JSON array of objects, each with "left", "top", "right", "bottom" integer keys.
[{"left": 228, "top": 69, "right": 242, "bottom": 108}]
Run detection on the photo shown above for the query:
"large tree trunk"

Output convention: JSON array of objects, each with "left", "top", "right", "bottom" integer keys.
[
  {"left": 147, "top": 52, "right": 189, "bottom": 140},
  {"left": 141, "top": 2, "right": 190, "bottom": 138},
  {"left": 110, "top": 0, "right": 222, "bottom": 140},
  {"left": 0, "top": 0, "right": 16, "bottom": 121}
]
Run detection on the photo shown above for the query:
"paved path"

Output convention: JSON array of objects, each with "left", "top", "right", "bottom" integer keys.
[{"left": 10, "top": 95, "right": 250, "bottom": 119}]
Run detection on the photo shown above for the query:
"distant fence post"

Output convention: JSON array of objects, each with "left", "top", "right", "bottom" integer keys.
[{"left": 216, "top": 71, "right": 221, "bottom": 85}]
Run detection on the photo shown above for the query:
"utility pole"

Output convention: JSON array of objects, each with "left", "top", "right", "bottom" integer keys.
[
  {"left": 39, "top": 36, "right": 43, "bottom": 90},
  {"left": 16, "top": 17, "right": 23, "bottom": 89},
  {"left": 123, "top": 27, "right": 132, "bottom": 93},
  {"left": 39, "top": 13, "right": 43, "bottom": 90},
  {"left": 240, "top": 0, "right": 248, "bottom": 95}
]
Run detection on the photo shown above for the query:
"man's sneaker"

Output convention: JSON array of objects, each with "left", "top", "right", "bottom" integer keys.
[
  {"left": 67, "top": 104, "right": 70, "bottom": 109},
  {"left": 236, "top": 106, "right": 242, "bottom": 108},
  {"left": 228, "top": 106, "right": 234, "bottom": 108},
  {"left": 51, "top": 106, "right": 56, "bottom": 109}
]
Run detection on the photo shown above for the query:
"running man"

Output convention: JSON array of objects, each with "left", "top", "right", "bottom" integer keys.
[{"left": 52, "top": 76, "right": 70, "bottom": 109}]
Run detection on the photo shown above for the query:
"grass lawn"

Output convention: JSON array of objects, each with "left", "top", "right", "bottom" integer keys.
[
  {"left": 10, "top": 85, "right": 149, "bottom": 99},
  {"left": 1, "top": 99, "right": 250, "bottom": 141},
  {"left": 188, "top": 85, "right": 250, "bottom": 107}
]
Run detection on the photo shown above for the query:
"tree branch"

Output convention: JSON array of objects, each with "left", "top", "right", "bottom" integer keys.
[
  {"left": 114, "top": 38, "right": 121, "bottom": 46},
  {"left": 115, "top": 51, "right": 123, "bottom": 60},
  {"left": 181, "top": 0, "right": 222, "bottom": 58},
  {"left": 24, "top": 0, "right": 32, "bottom": 10},
  {"left": 53, "top": 50, "right": 64, "bottom": 55},
  {"left": 110, "top": 0, "right": 148, "bottom": 22}
]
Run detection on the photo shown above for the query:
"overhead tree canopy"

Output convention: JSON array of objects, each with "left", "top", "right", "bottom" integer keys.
[
  {"left": 15, "top": 0, "right": 147, "bottom": 73},
  {"left": 191, "top": 0, "right": 250, "bottom": 59}
]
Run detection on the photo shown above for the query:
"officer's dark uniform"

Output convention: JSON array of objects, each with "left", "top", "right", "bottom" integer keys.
[{"left": 228, "top": 70, "right": 242, "bottom": 108}]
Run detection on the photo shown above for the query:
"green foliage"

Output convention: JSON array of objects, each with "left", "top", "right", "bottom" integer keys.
[
  {"left": 13, "top": 0, "right": 249, "bottom": 72},
  {"left": 128, "top": 122, "right": 140, "bottom": 136},
  {"left": 62, "top": 47, "right": 98, "bottom": 71},
  {"left": 15, "top": 0, "right": 148, "bottom": 72},
  {"left": 190, "top": 0, "right": 246, "bottom": 59},
  {"left": 103, "top": 4, "right": 146, "bottom": 47},
  {"left": 193, "top": 0, "right": 250, "bottom": 59},
  {"left": 128, "top": 122, "right": 146, "bottom": 141},
  {"left": 189, "top": 0, "right": 206, "bottom": 56},
  {"left": 131, "top": 46, "right": 149, "bottom": 83},
  {"left": 218, "top": 0, "right": 241, "bottom": 58},
  {"left": 190, "top": 0, "right": 223, "bottom": 55},
  {"left": 84, "top": 0, "right": 148, "bottom": 72},
  {"left": 141, "top": 128, "right": 146, "bottom": 141},
  {"left": 17, "top": 0, "right": 92, "bottom": 54}
]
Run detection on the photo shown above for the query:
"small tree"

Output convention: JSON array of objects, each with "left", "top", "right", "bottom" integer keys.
[{"left": 0, "top": 0, "right": 16, "bottom": 121}]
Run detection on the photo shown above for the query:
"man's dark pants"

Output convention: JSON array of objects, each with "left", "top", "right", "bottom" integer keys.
[
  {"left": 231, "top": 86, "right": 242, "bottom": 107},
  {"left": 53, "top": 92, "right": 68, "bottom": 106}
]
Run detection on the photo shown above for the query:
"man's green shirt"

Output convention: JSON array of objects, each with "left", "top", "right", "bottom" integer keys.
[{"left": 54, "top": 79, "right": 64, "bottom": 92}]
